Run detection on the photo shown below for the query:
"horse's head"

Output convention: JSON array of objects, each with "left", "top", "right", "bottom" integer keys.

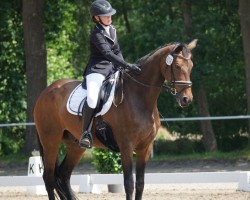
[{"left": 161, "top": 39, "right": 197, "bottom": 107}]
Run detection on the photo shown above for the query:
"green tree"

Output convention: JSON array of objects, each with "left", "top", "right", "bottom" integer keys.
[
  {"left": 192, "top": 1, "right": 246, "bottom": 149},
  {"left": 0, "top": 0, "right": 26, "bottom": 155},
  {"left": 239, "top": 0, "right": 250, "bottom": 147},
  {"left": 181, "top": 0, "right": 217, "bottom": 152},
  {"left": 23, "top": 0, "right": 47, "bottom": 154},
  {"left": 0, "top": 0, "right": 249, "bottom": 155}
]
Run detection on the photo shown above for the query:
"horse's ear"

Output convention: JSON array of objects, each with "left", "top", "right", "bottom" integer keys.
[{"left": 188, "top": 39, "right": 198, "bottom": 50}]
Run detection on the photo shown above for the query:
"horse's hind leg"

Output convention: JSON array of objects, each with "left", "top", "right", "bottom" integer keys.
[
  {"left": 36, "top": 119, "right": 64, "bottom": 200},
  {"left": 43, "top": 158, "right": 58, "bottom": 200},
  {"left": 55, "top": 132, "right": 85, "bottom": 200},
  {"left": 39, "top": 133, "right": 62, "bottom": 200}
]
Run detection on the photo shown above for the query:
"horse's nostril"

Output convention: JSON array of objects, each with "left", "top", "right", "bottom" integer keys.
[{"left": 183, "top": 96, "right": 189, "bottom": 104}]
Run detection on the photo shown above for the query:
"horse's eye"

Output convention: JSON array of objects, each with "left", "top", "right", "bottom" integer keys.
[{"left": 175, "top": 64, "right": 181, "bottom": 70}]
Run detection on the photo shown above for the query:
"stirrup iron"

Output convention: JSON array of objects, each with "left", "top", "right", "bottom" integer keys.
[{"left": 79, "top": 131, "right": 93, "bottom": 149}]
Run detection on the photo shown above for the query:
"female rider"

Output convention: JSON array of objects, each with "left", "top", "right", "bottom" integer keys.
[{"left": 79, "top": 0, "right": 140, "bottom": 149}]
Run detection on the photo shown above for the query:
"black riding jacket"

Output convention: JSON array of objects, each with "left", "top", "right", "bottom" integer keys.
[{"left": 83, "top": 23, "right": 127, "bottom": 77}]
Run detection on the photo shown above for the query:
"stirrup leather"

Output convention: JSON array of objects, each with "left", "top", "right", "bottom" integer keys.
[{"left": 79, "top": 131, "right": 93, "bottom": 149}]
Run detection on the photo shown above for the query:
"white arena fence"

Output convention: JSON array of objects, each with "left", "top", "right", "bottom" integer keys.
[
  {"left": 1, "top": 115, "right": 250, "bottom": 195},
  {"left": 1, "top": 172, "right": 250, "bottom": 193},
  {"left": 1, "top": 115, "right": 250, "bottom": 127}
]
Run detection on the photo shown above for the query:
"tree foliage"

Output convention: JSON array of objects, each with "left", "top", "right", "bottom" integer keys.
[
  {"left": 0, "top": 0, "right": 249, "bottom": 155},
  {"left": 0, "top": 0, "right": 25, "bottom": 155}
]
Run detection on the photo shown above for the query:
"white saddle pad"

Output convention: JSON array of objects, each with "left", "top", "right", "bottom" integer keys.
[{"left": 66, "top": 71, "right": 119, "bottom": 117}]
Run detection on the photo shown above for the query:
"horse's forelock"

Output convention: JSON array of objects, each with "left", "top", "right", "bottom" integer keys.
[
  {"left": 180, "top": 44, "right": 191, "bottom": 58},
  {"left": 173, "top": 43, "right": 191, "bottom": 58}
]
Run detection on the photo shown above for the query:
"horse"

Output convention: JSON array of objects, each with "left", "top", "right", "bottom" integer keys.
[{"left": 34, "top": 39, "right": 197, "bottom": 200}]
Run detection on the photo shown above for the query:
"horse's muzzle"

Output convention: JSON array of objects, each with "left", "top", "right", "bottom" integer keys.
[{"left": 177, "top": 95, "right": 193, "bottom": 107}]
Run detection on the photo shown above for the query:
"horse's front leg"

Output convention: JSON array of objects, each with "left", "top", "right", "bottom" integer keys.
[
  {"left": 135, "top": 143, "right": 153, "bottom": 200},
  {"left": 120, "top": 147, "right": 134, "bottom": 200}
]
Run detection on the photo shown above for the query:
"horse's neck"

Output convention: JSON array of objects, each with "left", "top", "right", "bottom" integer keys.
[
  {"left": 125, "top": 47, "right": 169, "bottom": 111},
  {"left": 138, "top": 46, "right": 169, "bottom": 89}
]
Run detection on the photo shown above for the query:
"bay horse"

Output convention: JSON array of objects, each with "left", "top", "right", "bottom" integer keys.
[{"left": 34, "top": 39, "right": 197, "bottom": 200}]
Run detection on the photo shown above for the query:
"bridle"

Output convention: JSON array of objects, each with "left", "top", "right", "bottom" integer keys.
[
  {"left": 166, "top": 53, "right": 192, "bottom": 95},
  {"left": 123, "top": 50, "right": 192, "bottom": 96}
]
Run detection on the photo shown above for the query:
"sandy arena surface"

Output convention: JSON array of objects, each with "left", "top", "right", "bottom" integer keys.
[
  {"left": 0, "top": 184, "right": 250, "bottom": 200},
  {"left": 1, "top": 159, "right": 250, "bottom": 199}
]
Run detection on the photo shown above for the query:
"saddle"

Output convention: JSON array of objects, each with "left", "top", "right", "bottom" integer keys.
[
  {"left": 96, "top": 72, "right": 118, "bottom": 113},
  {"left": 80, "top": 72, "right": 121, "bottom": 113}
]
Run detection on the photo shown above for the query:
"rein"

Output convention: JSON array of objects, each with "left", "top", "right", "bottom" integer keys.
[
  {"left": 123, "top": 71, "right": 162, "bottom": 89},
  {"left": 123, "top": 69, "right": 191, "bottom": 96},
  {"left": 113, "top": 70, "right": 162, "bottom": 107}
]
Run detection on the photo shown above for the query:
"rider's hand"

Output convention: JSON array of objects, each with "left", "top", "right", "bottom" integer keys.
[{"left": 126, "top": 63, "right": 141, "bottom": 73}]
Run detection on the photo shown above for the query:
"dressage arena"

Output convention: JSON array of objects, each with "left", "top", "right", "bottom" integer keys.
[
  {"left": 1, "top": 171, "right": 250, "bottom": 200},
  {"left": 1, "top": 183, "right": 250, "bottom": 200},
  {"left": 2, "top": 157, "right": 250, "bottom": 200}
]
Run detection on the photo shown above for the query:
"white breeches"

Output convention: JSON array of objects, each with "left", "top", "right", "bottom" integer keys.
[{"left": 86, "top": 73, "right": 105, "bottom": 109}]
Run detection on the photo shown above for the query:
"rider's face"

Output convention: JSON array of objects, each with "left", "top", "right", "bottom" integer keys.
[{"left": 95, "top": 15, "right": 112, "bottom": 26}]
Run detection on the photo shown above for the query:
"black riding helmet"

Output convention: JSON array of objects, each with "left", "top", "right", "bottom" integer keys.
[{"left": 90, "top": 0, "right": 116, "bottom": 17}]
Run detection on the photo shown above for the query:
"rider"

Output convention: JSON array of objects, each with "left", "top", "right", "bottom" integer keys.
[{"left": 79, "top": 0, "right": 141, "bottom": 149}]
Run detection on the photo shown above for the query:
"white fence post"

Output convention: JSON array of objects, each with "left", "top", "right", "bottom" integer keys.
[
  {"left": 78, "top": 174, "right": 102, "bottom": 194},
  {"left": 26, "top": 156, "right": 47, "bottom": 195},
  {"left": 237, "top": 172, "right": 250, "bottom": 192}
]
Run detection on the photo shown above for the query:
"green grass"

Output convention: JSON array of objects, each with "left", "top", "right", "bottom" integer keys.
[
  {"left": 0, "top": 149, "right": 94, "bottom": 165},
  {"left": 0, "top": 154, "right": 28, "bottom": 165},
  {"left": 153, "top": 149, "right": 250, "bottom": 161},
  {"left": 2, "top": 149, "right": 250, "bottom": 164}
]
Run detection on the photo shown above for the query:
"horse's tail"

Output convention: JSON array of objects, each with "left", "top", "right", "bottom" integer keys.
[
  {"left": 54, "top": 156, "right": 78, "bottom": 199},
  {"left": 36, "top": 133, "right": 45, "bottom": 170}
]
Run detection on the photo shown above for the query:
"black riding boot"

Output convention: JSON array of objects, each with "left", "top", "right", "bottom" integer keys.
[{"left": 79, "top": 104, "right": 95, "bottom": 149}]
